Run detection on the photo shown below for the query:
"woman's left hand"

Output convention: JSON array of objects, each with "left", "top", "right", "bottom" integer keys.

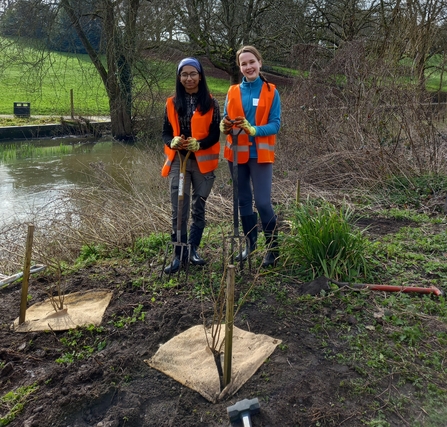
[
  {"left": 186, "top": 137, "right": 200, "bottom": 152},
  {"left": 234, "top": 116, "right": 256, "bottom": 136}
]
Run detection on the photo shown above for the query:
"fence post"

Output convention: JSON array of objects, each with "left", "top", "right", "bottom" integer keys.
[{"left": 19, "top": 224, "right": 34, "bottom": 325}]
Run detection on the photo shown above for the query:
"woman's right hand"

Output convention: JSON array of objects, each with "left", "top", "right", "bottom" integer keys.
[
  {"left": 170, "top": 135, "right": 186, "bottom": 149},
  {"left": 219, "top": 116, "right": 233, "bottom": 135}
]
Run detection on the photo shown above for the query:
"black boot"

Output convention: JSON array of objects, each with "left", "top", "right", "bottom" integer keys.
[
  {"left": 262, "top": 223, "right": 279, "bottom": 268},
  {"left": 165, "top": 233, "right": 188, "bottom": 274},
  {"left": 164, "top": 256, "right": 181, "bottom": 274},
  {"left": 188, "top": 225, "right": 206, "bottom": 266},
  {"left": 236, "top": 212, "right": 258, "bottom": 262},
  {"left": 190, "top": 245, "right": 206, "bottom": 266}
]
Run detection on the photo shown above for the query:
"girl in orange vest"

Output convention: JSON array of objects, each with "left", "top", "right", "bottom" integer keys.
[
  {"left": 220, "top": 46, "right": 281, "bottom": 267},
  {"left": 162, "top": 57, "right": 221, "bottom": 274}
]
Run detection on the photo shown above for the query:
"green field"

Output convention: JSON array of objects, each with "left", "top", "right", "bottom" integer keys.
[
  {"left": 3, "top": 39, "right": 446, "bottom": 118},
  {"left": 0, "top": 41, "right": 230, "bottom": 117},
  {"left": 0, "top": 47, "right": 110, "bottom": 115}
]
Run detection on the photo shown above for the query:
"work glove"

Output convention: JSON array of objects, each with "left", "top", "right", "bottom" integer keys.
[
  {"left": 170, "top": 135, "right": 186, "bottom": 150},
  {"left": 219, "top": 116, "right": 233, "bottom": 135},
  {"left": 234, "top": 116, "right": 256, "bottom": 136},
  {"left": 186, "top": 137, "right": 200, "bottom": 152}
]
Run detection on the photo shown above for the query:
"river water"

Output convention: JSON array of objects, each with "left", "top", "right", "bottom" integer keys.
[{"left": 0, "top": 137, "right": 142, "bottom": 227}]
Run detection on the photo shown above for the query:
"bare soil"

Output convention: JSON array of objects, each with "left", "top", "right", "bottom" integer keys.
[{"left": 0, "top": 217, "right": 419, "bottom": 427}]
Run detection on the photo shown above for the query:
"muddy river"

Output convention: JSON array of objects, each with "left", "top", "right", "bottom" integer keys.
[{"left": 0, "top": 137, "right": 143, "bottom": 227}]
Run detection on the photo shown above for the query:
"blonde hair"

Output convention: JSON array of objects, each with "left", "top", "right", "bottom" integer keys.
[{"left": 235, "top": 45, "right": 270, "bottom": 90}]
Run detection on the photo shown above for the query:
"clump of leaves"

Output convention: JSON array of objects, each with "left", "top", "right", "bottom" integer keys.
[
  {"left": 77, "top": 243, "right": 110, "bottom": 264},
  {"left": 283, "top": 198, "right": 371, "bottom": 281},
  {"left": 55, "top": 326, "right": 107, "bottom": 365},
  {"left": 131, "top": 233, "right": 168, "bottom": 262},
  {"left": 380, "top": 174, "right": 447, "bottom": 210},
  {"left": 0, "top": 383, "right": 39, "bottom": 425},
  {"left": 110, "top": 304, "right": 146, "bottom": 328}
]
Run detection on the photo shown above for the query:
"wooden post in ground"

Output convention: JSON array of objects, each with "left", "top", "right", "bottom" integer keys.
[
  {"left": 70, "top": 89, "right": 74, "bottom": 119},
  {"left": 296, "top": 179, "right": 301, "bottom": 206},
  {"left": 19, "top": 224, "right": 34, "bottom": 325},
  {"left": 223, "top": 265, "right": 235, "bottom": 387}
]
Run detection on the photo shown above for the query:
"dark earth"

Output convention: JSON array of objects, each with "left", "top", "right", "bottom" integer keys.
[{"left": 0, "top": 217, "right": 417, "bottom": 427}]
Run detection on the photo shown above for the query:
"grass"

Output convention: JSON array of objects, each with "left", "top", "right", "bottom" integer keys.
[
  {"left": 0, "top": 116, "right": 63, "bottom": 126},
  {"left": 0, "top": 38, "right": 230, "bottom": 118},
  {"left": 0, "top": 383, "right": 39, "bottom": 426},
  {"left": 0, "top": 42, "right": 109, "bottom": 116},
  {"left": 378, "top": 174, "right": 447, "bottom": 211},
  {"left": 0, "top": 142, "right": 74, "bottom": 162},
  {"left": 299, "top": 288, "right": 447, "bottom": 426},
  {"left": 283, "top": 198, "right": 371, "bottom": 282}
]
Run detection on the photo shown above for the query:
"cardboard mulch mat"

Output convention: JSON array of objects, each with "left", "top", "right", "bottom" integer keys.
[
  {"left": 12, "top": 289, "right": 113, "bottom": 332},
  {"left": 146, "top": 324, "right": 281, "bottom": 403}
]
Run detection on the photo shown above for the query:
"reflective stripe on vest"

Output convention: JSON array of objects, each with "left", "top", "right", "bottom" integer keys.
[
  {"left": 196, "top": 152, "right": 220, "bottom": 162},
  {"left": 161, "top": 96, "right": 220, "bottom": 176},
  {"left": 225, "top": 140, "right": 250, "bottom": 153},
  {"left": 224, "top": 83, "right": 276, "bottom": 164}
]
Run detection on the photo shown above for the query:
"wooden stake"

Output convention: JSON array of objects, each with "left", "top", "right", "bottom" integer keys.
[
  {"left": 70, "top": 89, "right": 74, "bottom": 119},
  {"left": 296, "top": 179, "right": 301, "bottom": 206},
  {"left": 19, "top": 224, "right": 34, "bottom": 325},
  {"left": 223, "top": 265, "right": 235, "bottom": 387}
]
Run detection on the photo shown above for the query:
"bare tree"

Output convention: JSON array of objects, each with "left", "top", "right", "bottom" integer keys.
[
  {"left": 172, "top": 0, "right": 307, "bottom": 84},
  {"left": 307, "top": 0, "right": 382, "bottom": 47},
  {"left": 401, "top": 0, "right": 447, "bottom": 89},
  {"left": 59, "top": 0, "right": 140, "bottom": 141}
]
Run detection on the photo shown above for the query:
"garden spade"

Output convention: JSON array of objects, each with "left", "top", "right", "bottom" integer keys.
[{"left": 162, "top": 149, "right": 191, "bottom": 280}]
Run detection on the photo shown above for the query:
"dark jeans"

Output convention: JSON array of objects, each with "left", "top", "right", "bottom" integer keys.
[
  {"left": 169, "top": 155, "right": 215, "bottom": 236},
  {"left": 228, "top": 159, "right": 276, "bottom": 228}
]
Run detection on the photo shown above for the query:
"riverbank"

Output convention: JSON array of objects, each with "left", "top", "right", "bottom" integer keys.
[
  {"left": 1, "top": 208, "right": 447, "bottom": 427},
  {"left": 0, "top": 115, "right": 111, "bottom": 140}
]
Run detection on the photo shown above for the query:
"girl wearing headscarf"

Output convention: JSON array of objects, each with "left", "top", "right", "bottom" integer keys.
[{"left": 162, "top": 57, "right": 221, "bottom": 274}]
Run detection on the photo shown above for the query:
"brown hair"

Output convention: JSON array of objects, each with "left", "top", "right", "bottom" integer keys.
[{"left": 235, "top": 45, "right": 271, "bottom": 90}]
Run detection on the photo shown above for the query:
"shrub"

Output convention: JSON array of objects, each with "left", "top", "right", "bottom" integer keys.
[{"left": 283, "top": 198, "right": 371, "bottom": 282}]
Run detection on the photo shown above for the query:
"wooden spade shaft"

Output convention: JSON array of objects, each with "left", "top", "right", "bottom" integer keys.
[
  {"left": 176, "top": 150, "right": 191, "bottom": 243},
  {"left": 224, "top": 265, "right": 235, "bottom": 387}
]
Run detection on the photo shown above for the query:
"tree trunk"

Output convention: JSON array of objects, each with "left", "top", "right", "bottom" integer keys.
[
  {"left": 229, "top": 63, "right": 241, "bottom": 85},
  {"left": 60, "top": 0, "right": 139, "bottom": 141}
]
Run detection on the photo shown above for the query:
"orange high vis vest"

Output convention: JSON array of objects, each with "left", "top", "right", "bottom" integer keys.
[
  {"left": 224, "top": 82, "right": 276, "bottom": 164},
  {"left": 161, "top": 96, "right": 220, "bottom": 177}
]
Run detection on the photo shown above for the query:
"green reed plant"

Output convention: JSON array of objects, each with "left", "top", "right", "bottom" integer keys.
[
  {"left": 283, "top": 198, "right": 371, "bottom": 281},
  {"left": 0, "top": 142, "right": 73, "bottom": 162}
]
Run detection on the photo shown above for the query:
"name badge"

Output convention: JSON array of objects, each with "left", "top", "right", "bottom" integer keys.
[{"left": 253, "top": 98, "right": 259, "bottom": 106}]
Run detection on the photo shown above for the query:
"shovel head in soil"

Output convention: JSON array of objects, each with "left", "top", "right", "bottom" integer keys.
[{"left": 161, "top": 150, "right": 191, "bottom": 280}]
